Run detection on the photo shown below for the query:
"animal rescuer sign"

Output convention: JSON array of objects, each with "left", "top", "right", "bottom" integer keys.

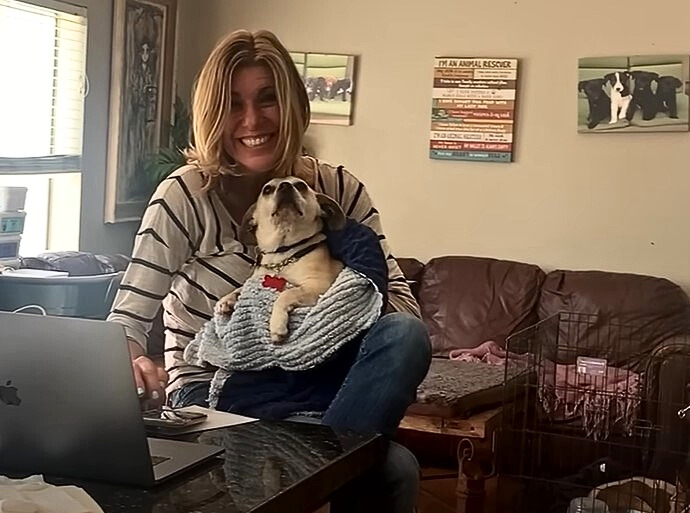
[{"left": 430, "top": 57, "right": 518, "bottom": 163}]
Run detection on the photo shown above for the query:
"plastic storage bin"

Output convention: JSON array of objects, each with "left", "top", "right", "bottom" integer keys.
[
  {"left": 0, "top": 234, "right": 20, "bottom": 259},
  {"left": 0, "top": 211, "right": 26, "bottom": 234},
  {"left": 0, "top": 186, "right": 27, "bottom": 211},
  {"left": 0, "top": 271, "right": 123, "bottom": 319}
]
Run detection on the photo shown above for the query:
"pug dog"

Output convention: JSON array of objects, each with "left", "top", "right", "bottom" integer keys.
[{"left": 215, "top": 177, "right": 346, "bottom": 343}]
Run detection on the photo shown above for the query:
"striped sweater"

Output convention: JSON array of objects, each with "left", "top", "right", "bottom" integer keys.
[{"left": 107, "top": 157, "right": 420, "bottom": 392}]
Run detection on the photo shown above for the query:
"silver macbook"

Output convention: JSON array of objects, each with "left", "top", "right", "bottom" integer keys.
[{"left": 0, "top": 312, "right": 223, "bottom": 487}]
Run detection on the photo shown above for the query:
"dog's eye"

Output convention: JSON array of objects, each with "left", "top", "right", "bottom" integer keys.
[
  {"left": 262, "top": 185, "right": 275, "bottom": 195},
  {"left": 294, "top": 181, "right": 307, "bottom": 193}
]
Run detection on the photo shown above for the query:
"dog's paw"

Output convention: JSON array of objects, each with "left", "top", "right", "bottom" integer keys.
[
  {"left": 215, "top": 293, "right": 238, "bottom": 317},
  {"left": 270, "top": 327, "right": 288, "bottom": 344}
]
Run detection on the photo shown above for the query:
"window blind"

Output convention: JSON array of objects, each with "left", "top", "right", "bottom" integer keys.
[{"left": 0, "top": 0, "right": 87, "bottom": 174}]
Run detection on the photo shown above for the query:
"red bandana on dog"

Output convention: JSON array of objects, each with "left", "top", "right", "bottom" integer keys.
[{"left": 262, "top": 275, "right": 287, "bottom": 292}]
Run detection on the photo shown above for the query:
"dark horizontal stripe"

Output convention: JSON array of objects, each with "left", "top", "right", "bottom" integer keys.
[
  {"left": 235, "top": 252, "right": 256, "bottom": 265},
  {"left": 130, "top": 257, "right": 173, "bottom": 276},
  {"left": 137, "top": 228, "right": 169, "bottom": 248},
  {"left": 346, "top": 182, "right": 364, "bottom": 217},
  {"left": 167, "top": 370, "right": 215, "bottom": 387},
  {"left": 197, "top": 258, "right": 243, "bottom": 288},
  {"left": 390, "top": 277, "right": 408, "bottom": 283},
  {"left": 111, "top": 308, "right": 156, "bottom": 323},
  {"left": 388, "top": 288, "right": 413, "bottom": 298},
  {"left": 166, "top": 326, "right": 196, "bottom": 338},
  {"left": 118, "top": 284, "right": 167, "bottom": 301},
  {"left": 377, "top": 234, "right": 386, "bottom": 241},
  {"left": 169, "top": 290, "right": 213, "bottom": 321},
  {"left": 164, "top": 347, "right": 185, "bottom": 353},
  {"left": 177, "top": 271, "right": 219, "bottom": 302},
  {"left": 148, "top": 198, "right": 196, "bottom": 252},
  {"left": 361, "top": 207, "right": 379, "bottom": 224}
]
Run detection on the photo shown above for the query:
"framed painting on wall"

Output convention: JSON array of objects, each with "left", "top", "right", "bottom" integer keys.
[
  {"left": 578, "top": 54, "right": 689, "bottom": 132},
  {"left": 105, "top": 0, "right": 177, "bottom": 223},
  {"left": 429, "top": 57, "right": 518, "bottom": 163},
  {"left": 291, "top": 51, "right": 357, "bottom": 126}
]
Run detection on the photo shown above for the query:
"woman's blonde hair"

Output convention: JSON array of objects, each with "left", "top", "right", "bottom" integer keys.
[{"left": 185, "top": 29, "right": 310, "bottom": 189}]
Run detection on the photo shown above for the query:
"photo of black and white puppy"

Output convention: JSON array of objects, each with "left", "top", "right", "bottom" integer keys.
[
  {"left": 578, "top": 78, "right": 610, "bottom": 129},
  {"left": 656, "top": 75, "right": 683, "bottom": 119},
  {"left": 627, "top": 71, "right": 659, "bottom": 121},
  {"left": 604, "top": 72, "right": 632, "bottom": 124},
  {"left": 578, "top": 54, "right": 689, "bottom": 133}
]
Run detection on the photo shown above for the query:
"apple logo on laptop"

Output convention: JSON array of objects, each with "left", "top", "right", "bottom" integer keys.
[{"left": 0, "top": 380, "right": 21, "bottom": 406}]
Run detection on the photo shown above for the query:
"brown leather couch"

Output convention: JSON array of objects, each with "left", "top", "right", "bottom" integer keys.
[{"left": 397, "top": 255, "right": 690, "bottom": 482}]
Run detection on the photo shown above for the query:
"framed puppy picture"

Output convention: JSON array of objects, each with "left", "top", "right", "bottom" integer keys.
[
  {"left": 290, "top": 52, "right": 357, "bottom": 126},
  {"left": 578, "top": 55, "right": 690, "bottom": 133}
]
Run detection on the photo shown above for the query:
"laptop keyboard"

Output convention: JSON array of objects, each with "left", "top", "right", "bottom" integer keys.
[{"left": 151, "top": 455, "right": 171, "bottom": 466}]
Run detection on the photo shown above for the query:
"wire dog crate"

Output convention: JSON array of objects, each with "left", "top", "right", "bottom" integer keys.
[{"left": 497, "top": 312, "right": 690, "bottom": 513}]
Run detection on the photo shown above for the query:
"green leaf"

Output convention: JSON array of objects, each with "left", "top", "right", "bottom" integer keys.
[{"left": 141, "top": 94, "right": 192, "bottom": 186}]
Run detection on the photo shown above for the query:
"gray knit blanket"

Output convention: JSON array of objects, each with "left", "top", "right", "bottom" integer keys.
[{"left": 184, "top": 267, "right": 382, "bottom": 407}]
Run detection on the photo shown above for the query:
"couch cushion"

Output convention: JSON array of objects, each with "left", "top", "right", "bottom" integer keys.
[
  {"left": 539, "top": 270, "right": 690, "bottom": 366},
  {"left": 418, "top": 256, "right": 545, "bottom": 355}
]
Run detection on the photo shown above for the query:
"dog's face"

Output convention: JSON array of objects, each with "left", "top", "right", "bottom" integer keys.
[
  {"left": 240, "top": 177, "right": 345, "bottom": 251},
  {"left": 578, "top": 78, "right": 607, "bottom": 101},
  {"left": 605, "top": 71, "right": 630, "bottom": 92},
  {"left": 631, "top": 71, "right": 658, "bottom": 91}
]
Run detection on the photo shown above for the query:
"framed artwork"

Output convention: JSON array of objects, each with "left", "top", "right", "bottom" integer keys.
[
  {"left": 291, "top": 52, "right": 357, "bottom": 126},
  {"left": 105, "top": 0, "right": 177, "bottom": 223},
  {"left": 578, "top": 55, "right": 689, "bottom": 132},
  {"left": 429, "top": 57, "right": 518, "bottom": 163}
]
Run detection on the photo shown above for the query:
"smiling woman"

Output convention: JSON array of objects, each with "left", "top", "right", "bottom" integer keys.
[
  {"left": 106, "top": 28, "right": 429, "bottom": 513},
  {"left": 222, "top": 66, "right": 281, "bottom": 174}
]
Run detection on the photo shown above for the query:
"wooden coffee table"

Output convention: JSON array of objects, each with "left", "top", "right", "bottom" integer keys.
[{"left": 399, "top": 406, "right": 502, "bottom": 513}]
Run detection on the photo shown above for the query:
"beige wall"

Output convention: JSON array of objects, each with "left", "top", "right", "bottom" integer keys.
[{"left": 177, "top": 0, "right": 690, "bottom": 290}]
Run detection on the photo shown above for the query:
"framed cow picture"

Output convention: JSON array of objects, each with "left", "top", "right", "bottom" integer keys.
[{"left": 578, "top": 55, "right": 689, "bottom": 133}]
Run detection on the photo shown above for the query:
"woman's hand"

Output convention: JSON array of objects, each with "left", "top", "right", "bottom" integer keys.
[{"left": 128, "top": 339, "right": 168, "bottom": 408}]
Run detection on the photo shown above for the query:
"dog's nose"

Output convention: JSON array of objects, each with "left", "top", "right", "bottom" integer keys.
[{"left": 278, "top": 181, "right": 293, "bottom": 191}]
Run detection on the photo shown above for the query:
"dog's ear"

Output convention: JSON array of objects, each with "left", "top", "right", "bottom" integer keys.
[
  {"left": 673, "top": 77, "right": 683, "bottom": 88},
  {"left": 578, "top": 80, "right": 586, "bottom": 92},
  {"left": 239, "top": 203, "right": 258, "bottom": 247},
  {"left": 316, "top": 193, "right": 346, "bottom": 231}
]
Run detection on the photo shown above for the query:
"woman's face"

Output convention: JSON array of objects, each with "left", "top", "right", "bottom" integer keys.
[{"left": 223, "top": 64, "right": 281, "bottom": 175}]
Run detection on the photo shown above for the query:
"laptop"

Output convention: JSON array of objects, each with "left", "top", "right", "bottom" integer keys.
[{"left": 0, "top": 312, "right": 224, "bottom": 487}]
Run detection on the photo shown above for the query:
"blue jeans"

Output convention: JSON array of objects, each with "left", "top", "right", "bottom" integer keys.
[{"left": 170, "top": 312, "right": 431, "bottom": 513}]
